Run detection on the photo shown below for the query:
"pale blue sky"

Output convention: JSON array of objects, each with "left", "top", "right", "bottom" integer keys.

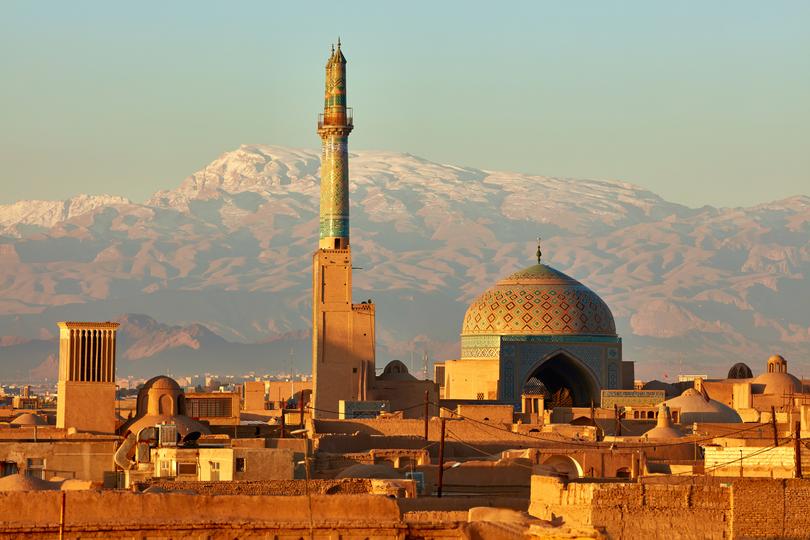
[{"left": 1, "top": 1, "right": 808, "bottom": 207}]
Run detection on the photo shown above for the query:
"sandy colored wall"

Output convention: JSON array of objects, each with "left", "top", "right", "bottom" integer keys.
[
  {"left": 529, "top": 476, "right": 731, "bottom": 539},
  {"left": 704, "top": 445, "right": 799, "bottom": 478},
  {"left": 530, "top": 476, "right": 810, "bottom": 539},
  {"left": 233, "top": 447, "right": 294, "bottom": 480},
  {"left": 454, "top": 404, "right": 514, "bottom": 424},
  {"left": 442, "top": 358, "right": 499, "bottom": 400},
  {"left": 242, "top": 381, "right": 266, "bottom": 410},
  {"left": 367, "top": 379, "right": 439, "bottom": 419},
  {"left": 265, "top": 380, "right": 313, "bottom": 407},
  {"left": 0, "top": 440, "right": 116, "bottom": 482},
  {"left": 0, "top": 491, "right": 407, "bottom": 538},
  {"left": 56, "top": 382, "right": 116, "bottom": 434},
  {"left": 730, "top": 479, "right": 810, "bottom": 539}
]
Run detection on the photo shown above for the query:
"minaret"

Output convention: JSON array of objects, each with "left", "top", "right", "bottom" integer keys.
[
  {"left": 311, "top": 41, "right": 375, "bottom": 419},
  {"left": 317, "top": 38, "right": 353, "bottom": 250}
]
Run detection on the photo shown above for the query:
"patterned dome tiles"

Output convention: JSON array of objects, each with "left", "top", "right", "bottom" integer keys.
[{"left": 462, "top": 264, "right": 616, "bottom": 336}]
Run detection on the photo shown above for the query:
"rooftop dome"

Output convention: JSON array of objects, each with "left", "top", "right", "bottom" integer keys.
[
  {"left": 643, "top": 404, "right": 683, "bottom": 439},
  {"left": 664, "top": 388, "right": 742, "bottom": 424},
  {"left": 462, "top": 262, "right": 616, "bottom": 337},
  {"left": 727, "top": 363, "right": 754, "bottom": 380},
  {"left": 118, "top": 375, "right": 210, "bottom": 437},
  {"left": 10, "top": 413, "right": 47, "bottom": 426},
  {"left": 752, "top": 371, "right": 801, "bottom": 396},
  {"left": 0, "top": 473, "right": 57, "bottom": 492},
  {"left": 377, "top": 360, "right": 417, "bottom": 381},
  {"left": 336, "top": 464, "right": 403, "bottom": 479}
]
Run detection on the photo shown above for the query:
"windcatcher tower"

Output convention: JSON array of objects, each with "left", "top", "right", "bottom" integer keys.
[
  {"left": 312, "top": 41, "right": 376, "bottom": 419},
  {"left": 56, "top": 321, "right": 119, "bottom": 433}
]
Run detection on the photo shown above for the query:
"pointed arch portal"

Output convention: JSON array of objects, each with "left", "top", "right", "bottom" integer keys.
[{"left": 523, "top": 352, "right": 599, "bottom": 407}]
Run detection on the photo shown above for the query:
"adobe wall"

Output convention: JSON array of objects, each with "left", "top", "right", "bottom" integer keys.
[
  {"left": 529, "top": 476, "right": 731, "bottom": 539},
  {"left": 454, "top": 404, "right": 514, "bottom": 424},
  {"left": 138, "top": 478, "right": 375, "bottom": 495},
  {"left": 57, "top": 382, "right": 116, "bottom": 434},
  {"left": 730, "top": 479, "right": 810, "bottom": 539},
  {"left": 704, "top": 445, "right": 796, "bottom": 478},
  {"left": 233, "top": 447, "right": 294, "bottom": 480},
  {"left": 367, "top": 378, "right": 439, "bottom": 420},
  {"left": 0, "top": 491, "right": 413, "bottom": 539},
  {"left": 0, "top": 440, "right": 117, "bottom": 482},
  {"left": 530, "top": 476, "right": 810, "bottom": 539},
  {"left": 442, "top": 358, "right": 500, "bottom": 400}
]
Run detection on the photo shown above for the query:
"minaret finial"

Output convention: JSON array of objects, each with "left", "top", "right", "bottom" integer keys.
[
  {"left": 337, "top": 37, "right": 341, "bottom": 49},
  {"left": 331, "top": 43, "right": 335, "bottom": 54},
  {"left": 536, "top": 236, "right": 542, "bottom": 264}
]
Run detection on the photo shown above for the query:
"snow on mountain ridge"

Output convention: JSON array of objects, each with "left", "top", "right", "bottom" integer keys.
[{"left": 0, "top": 194, "right": 130, "bottom": 235}]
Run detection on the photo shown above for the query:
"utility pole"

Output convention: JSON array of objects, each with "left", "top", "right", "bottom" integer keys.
[
  {"left": 795, "top": 420, "right": 803, "bottom": 479},
  {"left": 614, "top": 404, "right": 622, "bottom": 436},
  {"left": 59, "top": 490, "right": 65, "bottom": 540},
  {"left": 423, "top": 390, "right": 430, "bottom": 441},
  {"left": 280, "top": 408, "right": 286, "bottom": 439},
  {"left": 437, "top": 417, "right": 446, "bottom": 497},
  {"left": 771, "top": 406, "right": 779, "bottom": 447},
  {"left": 299, "top": 393, "right": 305, "bottom": 429}
]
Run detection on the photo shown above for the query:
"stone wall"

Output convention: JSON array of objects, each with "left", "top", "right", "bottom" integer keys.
[
  {"left": 530, "top": 475, "right": 810, "bottom": 539},
  {"left": 530, "top": 476, "right": 730, "bottom": 539},
  {"left": 730, "top": 479, "right": 810, "bottom": 539}
]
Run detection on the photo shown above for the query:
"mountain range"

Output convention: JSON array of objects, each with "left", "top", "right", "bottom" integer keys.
[{"left": 1, "top": 145, "right": 808, "bottom": 382}]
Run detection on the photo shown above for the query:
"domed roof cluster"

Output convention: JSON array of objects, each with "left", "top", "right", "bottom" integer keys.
[
  {"left": 663, "top": 388, "right": 742, "bottom": 424},
  {"left": 462, "top": 263, "right": 616, "bottom": 336},
  {"left": 119, "top": 376, "right": 210, "bottom": 437}
]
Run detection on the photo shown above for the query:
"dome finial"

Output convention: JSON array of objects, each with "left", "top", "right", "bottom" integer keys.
[{"left": 536, "top": 236, "right": 542, "bottom": 264}]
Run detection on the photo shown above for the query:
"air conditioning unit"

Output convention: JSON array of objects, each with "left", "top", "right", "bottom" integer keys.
[{"left": 156, "top": 423, "right": 177, "bottom": 447}]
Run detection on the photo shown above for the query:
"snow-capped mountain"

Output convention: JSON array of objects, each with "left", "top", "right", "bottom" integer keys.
[{"left": 1, "top": 145, "right": 808, "bottom": 381}]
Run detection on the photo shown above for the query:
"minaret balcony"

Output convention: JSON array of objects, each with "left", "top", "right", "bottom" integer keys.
[{"left": 318, "top": 108, "right": 353, "bottom": 129}]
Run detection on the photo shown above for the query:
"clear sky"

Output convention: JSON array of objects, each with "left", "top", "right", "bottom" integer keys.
[{"left": 1, "top": 1, "right": 808, "bottom": 207}]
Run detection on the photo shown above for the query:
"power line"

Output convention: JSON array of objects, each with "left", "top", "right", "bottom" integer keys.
[{"left": 432, "top": 402, "right": 772, "bottom": 450}]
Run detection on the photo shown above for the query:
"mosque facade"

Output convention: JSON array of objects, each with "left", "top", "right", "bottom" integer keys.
[{"left": 440, "top": 246, "right": 634, "bottom": 408}]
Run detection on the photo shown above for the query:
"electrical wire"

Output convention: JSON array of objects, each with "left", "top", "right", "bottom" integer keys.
[
  {"left": 300, "top": 398, "right": 782, "bottom": 452},
  {"left": 432, "top": 401, "right": 773, "bottom": 450}
]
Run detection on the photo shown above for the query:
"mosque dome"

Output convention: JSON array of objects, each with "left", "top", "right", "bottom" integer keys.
[
  {"left": 462, "top": 263, "right": 616, "bottom": 336},
  {"left": 663, "top": 388, "right": 742, "bottom": 424}
]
